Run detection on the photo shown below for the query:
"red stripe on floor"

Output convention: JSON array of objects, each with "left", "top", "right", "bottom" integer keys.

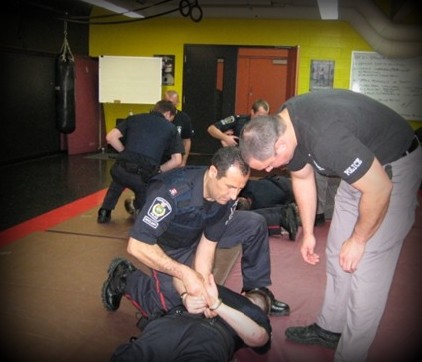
[{"left": 0, "top": 189, "right": 107, "bottom": 248}]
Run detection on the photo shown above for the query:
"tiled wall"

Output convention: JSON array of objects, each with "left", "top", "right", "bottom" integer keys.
[{"left": 89, "top": 16, "right": 420, "bottom": 132}]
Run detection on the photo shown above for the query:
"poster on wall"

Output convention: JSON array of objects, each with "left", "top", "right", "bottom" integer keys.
[
  {"left": 310, "top": 60, "right": 335, "bottom": 91},
  {"left": 155, "top": 55, "right": 175, "bottom": 85}
]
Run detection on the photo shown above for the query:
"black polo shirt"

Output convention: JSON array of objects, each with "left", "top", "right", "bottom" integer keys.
[
  {"left": 173, "top": 110, "right": 194, "bottom": 140},
  {"left": 280, "top": 89, "right": 414, "bottom": 184}
]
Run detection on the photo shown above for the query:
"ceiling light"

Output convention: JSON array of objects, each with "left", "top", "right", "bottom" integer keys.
[{"left": 83, "top": 0, "right": 144, "bottom": 18}]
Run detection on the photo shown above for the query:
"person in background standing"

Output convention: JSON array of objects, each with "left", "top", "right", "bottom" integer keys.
[{"left": 164, "top": 90, "right": 194, "bottom": 166}]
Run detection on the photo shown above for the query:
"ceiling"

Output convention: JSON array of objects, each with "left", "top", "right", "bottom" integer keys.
[
  {"left": 9, "top": 0, "right": 422, "bottom": 58},
  {"left": 12, "top": 0, "right": 422, "bottom": 24}
]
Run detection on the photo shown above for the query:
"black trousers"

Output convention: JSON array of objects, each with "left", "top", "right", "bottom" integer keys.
[
  {"left": 125, "top": 210, "right": 271, "bottom": 315},
  {"left": 101, "top": 163, "right": 148, "bottom": 211}
]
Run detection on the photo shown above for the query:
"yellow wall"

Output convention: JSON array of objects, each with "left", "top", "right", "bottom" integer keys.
[{"left": 89, "top": 15, "right": 419, "bottom": 132}]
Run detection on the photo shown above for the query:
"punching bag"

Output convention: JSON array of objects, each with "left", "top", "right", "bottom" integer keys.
[{"left": 55, "top": 28, "right": 75, "bottom": 134}]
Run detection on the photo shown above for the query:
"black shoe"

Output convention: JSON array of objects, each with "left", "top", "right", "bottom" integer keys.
[
  {"left": 314, "top": 213, "right": 325, "bottom": 226},
  {"left": 97, "top": 208, "right": 111, "bottom": 224},
  {"left": 280, "top": 203, "right": 299, "bottom": 241},
  {"left": 124, "top": 198, "right": 136, "bottom": 216},
  {"left": 246, "top": 287, "right": 290, "bottom": 316},
  {"left": 285, "top": 323, "right": 341, "bottom": 349},
  {"left": 101, "top": 257, "right": 136, "bottom": 311}
]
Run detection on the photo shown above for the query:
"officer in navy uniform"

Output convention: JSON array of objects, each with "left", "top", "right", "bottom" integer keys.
[
  {"left": 207, "top": 99, "right": 269, "bottom": 147},
  {"left": 164, "top": 90, "right": 194, "bottom": 166},
  {"left": 101, "top": 146, "right": 290, "bottom": 318},
  {"left": 109, "top": 268, "right": 272, "bottom": 362},
  {"left": 97, "top": 100, "right": 185, "bottom": 224}
]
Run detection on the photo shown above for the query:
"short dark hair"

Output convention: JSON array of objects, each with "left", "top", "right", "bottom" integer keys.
[
  {"left": 244, "top": 289, "right": 271, "bottom": 314},
  {"left": 251, "top": 99, "right": 269, "bottom": 113},
  {"left": 210, "top": 146, "right": 250, "bottom": 179},
  {"left": 153, "top": 100, "right": 177, "bottom": 116}
]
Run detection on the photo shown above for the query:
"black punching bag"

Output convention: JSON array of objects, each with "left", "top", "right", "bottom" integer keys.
[{"left": 55, "top": 35, "right": 75, "bottom": 134}]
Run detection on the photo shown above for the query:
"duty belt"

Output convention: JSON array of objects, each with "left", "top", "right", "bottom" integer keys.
[
  {"left": 117, "top": 160, "right": 144, "bottom": 174},
  {"left": 401, "top": 136, "right": 420, "bottom": 157}
]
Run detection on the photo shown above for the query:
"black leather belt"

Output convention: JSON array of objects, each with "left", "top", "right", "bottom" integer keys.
[{"left": 402, "top": 136, "right": 420, "bottom": 157}]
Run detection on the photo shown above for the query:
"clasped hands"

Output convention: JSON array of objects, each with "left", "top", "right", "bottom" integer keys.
[{"left": 182, "top": 274, "right": 221, "bottom": 318}]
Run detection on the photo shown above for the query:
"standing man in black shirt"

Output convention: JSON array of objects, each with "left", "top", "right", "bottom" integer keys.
[
  {"left": 97, "top": 100, "right": 184, "bottom": 223},
  {"left": 164, "top": 90, "right": 194, "bottom": 166},
  {"left": 239, "top": 89, "right": 422, "bottom": 361},
  {"left": 102, "top": 146, "right": 290, "bottom": 319}
]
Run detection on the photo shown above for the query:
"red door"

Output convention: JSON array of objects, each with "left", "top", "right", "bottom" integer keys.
[
  {"left": 235, "top": 47, "right": 297, "bottom": 115},
  {"left": 67, "top": 56, "right": 102, "bottom": 155}
]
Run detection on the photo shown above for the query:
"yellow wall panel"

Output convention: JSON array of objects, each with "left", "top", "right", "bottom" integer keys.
[{"left": 88, "top": 14, "right": 387, "bottom": 132}]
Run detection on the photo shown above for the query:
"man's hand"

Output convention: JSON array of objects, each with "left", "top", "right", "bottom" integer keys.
[
  {"left": 183, "top": 294, "right": 207, "bottom": 314},
  {"left": 182, "top": 268, "right": 206, "bottom": 296},
  {"left": 300, "top": 234, "right": 320, "bottom": 265},
  {"left": 203, "top": 274, "right": 219, "bottom": 318},
  {"left": 339, "top": 238, "right": 365, "bottom": 273},
  {"left": 221, "top": 134, "right": 239, "bottom": 147},
  {"left": 181, "top": 269, "right": 208, "bottom": 314}
]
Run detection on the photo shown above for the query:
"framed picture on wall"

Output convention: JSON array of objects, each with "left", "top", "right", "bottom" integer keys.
[
  {"left": 310, "top": 60, "right": 335, "bottom": 91},
  {"left": 155, "top": 54, "right": 175, "bottom": 85}
]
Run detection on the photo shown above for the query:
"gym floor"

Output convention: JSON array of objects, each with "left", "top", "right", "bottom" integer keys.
[{"left": 0, "top": 152, "right": 420, "bottom": 361}]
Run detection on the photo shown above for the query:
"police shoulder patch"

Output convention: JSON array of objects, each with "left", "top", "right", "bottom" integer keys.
[{"left": 142, "top": 197, "right": 172, "bottom": 228}]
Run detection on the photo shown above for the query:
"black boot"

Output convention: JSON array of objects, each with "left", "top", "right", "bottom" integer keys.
[
  {"left": 279, "top": 203, "right": 300, "bottom": 241},
  {"left": 285, "top": 323, "right": 341, "bottom": 349},
  {"left": 101, "top": 257, "right": 137, "bottom": 311},
  {"left": 314, "top": 213, "right": 326, "bottom": 226},
  {"left": 97, "top": 208, "right": 111, "bottom": 224},
  {"left": 124, "top": 198, "right": 136, "bottom": 216}
]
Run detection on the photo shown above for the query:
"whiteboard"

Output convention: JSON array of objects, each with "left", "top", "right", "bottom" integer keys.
[
  {"left": 350, "top": 51, "right": 422, "bottom": 120},
  {"left": 99, "top": 55, "right": 162, "bottom": 104}
]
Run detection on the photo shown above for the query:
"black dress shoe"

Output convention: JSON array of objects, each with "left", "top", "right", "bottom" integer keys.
[
  {"left": 314, "top": 213, "right": 325, "bottom": 226},
  {"left": 285, "top": 323, "right": 341, "bottom": 349},
  {"left": 124, "top": 198, "right": 136, "bottom": 216},
  {"left": 246, "top": 287, "right": 290, "bottom": 316},
  {"left": 97, "top": 208, "right": 111, "bottom": 224},
  {"left": 281, "top": 203, "right": 300, "bottom": 241},
  {"left": 101, "top": 257, "right": 136, "bottom": 311}
]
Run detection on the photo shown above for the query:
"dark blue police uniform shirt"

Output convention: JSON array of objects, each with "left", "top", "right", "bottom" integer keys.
[
  {"left": 117, "top": 111, "right": 184, "bottom": 165},
  {"left": 129, "top": 166, "right": 237, "bottom": 250},
  {"left": 213, "top": 115, "right": 251, "bottom": 138}
]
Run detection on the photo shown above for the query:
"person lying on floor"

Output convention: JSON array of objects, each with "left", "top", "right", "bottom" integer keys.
[
  {"left": 110, "top": 270, "right": 272, "bottom": 362},
  {"left": 236, "top": 175, "right": 300, "bottom": 241}
]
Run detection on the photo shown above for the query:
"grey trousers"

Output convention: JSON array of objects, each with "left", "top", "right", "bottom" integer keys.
[{"left": 316, "top": 145, "right": 422, "bottom": 362}]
